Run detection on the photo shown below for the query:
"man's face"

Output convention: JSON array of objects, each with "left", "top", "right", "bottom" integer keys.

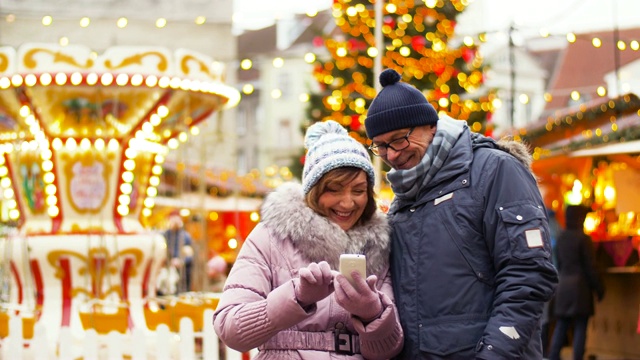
[{"left": 370, "top": 125, "right": 436, "bottom": 170}]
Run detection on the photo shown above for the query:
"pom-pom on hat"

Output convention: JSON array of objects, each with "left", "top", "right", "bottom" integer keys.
[
  {"left": 302, "top": 120, "right": 375, "bottom": 194},
  {"left": 364, "top": 68, "right": 439, "bottom": 139}
]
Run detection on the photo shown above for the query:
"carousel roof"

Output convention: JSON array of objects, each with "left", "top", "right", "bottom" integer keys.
[{"left": 0, "top": 43, "right": 240, "bottom": 144}]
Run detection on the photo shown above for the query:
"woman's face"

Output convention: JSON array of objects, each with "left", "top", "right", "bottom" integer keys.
[{"left": 317, "top": 170, "right": 369, "bottom": 231}]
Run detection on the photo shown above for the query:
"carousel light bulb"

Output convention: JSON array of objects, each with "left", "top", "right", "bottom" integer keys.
[
  {"left": 51, "top": 138, "right": 62, "bottom": 150},
  {"left": 94, "top": 138, "right": 105, "bottom": 151},
  {"left": 43, "top": 172, "right": 55, "bottom": 184},
  {"left": 123, "top": 159, "right": 136, "bottom": 171},
  {"left": 154, "top": 155, "right": 165, "bottom": 164},
  {"left": 46, "top": 195, "right": 57, "bottom": 206},
  {"left": 19, "top": 105, "right": 31, "bottom": 117},
  {"left": 0, "top": 167, "right": 7, "bottom": 177},
  {"left": 9, "top": 209, "right": 20, "bottom": 220},
  {"left": 117, "top": 205, "right": 130, "bottom": 216},
  {"left": 149, "top": 176, "right": 160, "bottom": 187},
  {"left": 367, "top": 47, "right": 378, "bottom": 57},
  {"left": 131, "top": 74, "right": 143, "bottom": 86},
  {"left": 54, "top": 73, "right": 67, "bottom": 85},
  {"left": 108, "top": 139, "right": 119, "bottom": 151},
  {"left": 47, "top": 206, "right": 59, "bottom": 217},
  {"left": 179, "top": 79, "right": 191, "bottom": 91},
  {"left": 146, "top": 75, "right": 159, "bottom": 87},
  {"left": 66, "top": 138, "right": 77, "bottom": 149},
  {"left": 120, "top": 182, "right": 132, "bottom": 195},
  {"left": 146, "top": 187, "right": 157, "bottom": 197},
  {"left": 36, "top": 73, "right": 50, "bottom": 87},
  {"left": 80, "top": 138, "right": 91, "bottom": 150},
  {"left": 152, "top": 164, "right": 163, "bottom": 175},
  {"left": 125, "top": 148, "right": 137, "bottom": 159},
  {"left": 0, "top": 77, "right": 11, "bottom": 89},
  {"left": 142, "top": 122, "right": 154, "bottom": 133},
  {"left": 142, "top": 208, "right": 152, "bottom": 217},
  {"left": 119, "top": 194, "right": 131, "bottom": 206},
  {"left": 116, "top": 74, "right": 129, "bottom": 86},
  {"left": 150, "top": 114, "right": 161, "bottom": 126},
  {"left": 7, "top": 199, "right": 17, "bottom": 208},
  {"left": 25, "top": 74, "right": 37, "bottom": 86},
  {"left": 11, "top": 74, "right": 24, "bottom": 86},
  {"left": 3, "top": 189, "right": 13, "bottom": 199},
  {"left": 101, "top": 73, "right": 114, "bottom": 86},
  {"left": 167, "top": 138, "right": 179, "bottom": 149},
  {"left": 70, "top": 72, "right": 82, "bottom": 85},
  {"left": 80, "top": 17, "right": 90, "bottom": 27},
  {"left": 157, "top": 105, "right": 169, "bottom": 118},
  {"left": 86, "top": 73, "right": 98, "bottom": 85},
  {"left": 0, "top": 177, "right": 11, "bottom": 188},
  {"left": 42, "top": 160, "right": 53, "bottom": 171},
  {"left": 169, "top": 77, "right": 180, "bottom": 89},
  {"left": 144, "top": 198, "right": 155, "bottom": 208},
  {"left": 158, "top": 76, "right": 170, "bottom": 88},
  {"left": 122, "top": 171, "right": 134, "bottom": 183},
  {"left": 45, "top": 184, "right": 57, "bottom": 195}
]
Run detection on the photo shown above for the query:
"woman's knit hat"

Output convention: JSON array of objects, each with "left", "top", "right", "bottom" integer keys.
[
  {"left": 302, "top": 120, "right": 375, "bottom": 194},
  {"left": 365, "top": 68, "right": 439, "bottom": 139}
]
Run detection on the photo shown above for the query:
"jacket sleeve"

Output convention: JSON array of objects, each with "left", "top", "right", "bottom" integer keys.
[
  {"left": 213, "top": 224, "right": 313, "bottom": 352},
  {"left": 351, "top": 269, "right": 404, "bottom": 359},
  {"left": 476, "top": 152, "right": 558, "bottom": 359}
]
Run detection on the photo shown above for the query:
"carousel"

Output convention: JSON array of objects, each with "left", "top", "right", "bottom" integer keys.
[{"left": 0, "top": 43, "right": 240, "bottom": 357}]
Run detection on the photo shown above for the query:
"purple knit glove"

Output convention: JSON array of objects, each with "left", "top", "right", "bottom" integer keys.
[
  {"left": 334, "top": 271, "right": 383, "bottom": 322},
  {"left": 294, "top": 261, "right": 335, "bottom": 308}
]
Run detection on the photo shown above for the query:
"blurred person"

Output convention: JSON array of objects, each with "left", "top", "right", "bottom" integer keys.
[
  {"left": 548, "top": 205, "right": 605, "bottom": 360},
  {"left": 542, "top": 207, "right": 561, "bottom": 357},
  {"left": 213, "top": 120, "right": 403, "bottom": 359},
  {"left": 159, "top": 214, "right": 193, "bottom": 294},
  {"left": 206, "top": 252, "right": 228, "bottom": 292},
  {"left": 364, "top": 69, "right": 558, "bottom": 359}
]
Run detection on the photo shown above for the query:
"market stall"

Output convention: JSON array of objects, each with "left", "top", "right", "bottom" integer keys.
[{"left": 521, "top": 93, "right": 640, "bottom": 358}]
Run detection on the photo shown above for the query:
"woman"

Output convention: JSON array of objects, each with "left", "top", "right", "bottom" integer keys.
[
  {"left": 549, "top": 205, "right": 605, "bottom": 360},
  {"left": 213, "top": 120, "right": 403, "bottom": 359}
]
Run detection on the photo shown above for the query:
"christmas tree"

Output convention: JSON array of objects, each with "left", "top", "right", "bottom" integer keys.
[{"left": 306, "top": 0, "right": 495, "bottom": 146}]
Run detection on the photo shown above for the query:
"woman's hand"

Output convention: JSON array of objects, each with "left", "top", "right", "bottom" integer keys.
[
  {"left": 334, "top": 272, "right": 383, "bottom": 322},
  {"left": 294, "top": 261, "right": 335, "bottom": 308}
]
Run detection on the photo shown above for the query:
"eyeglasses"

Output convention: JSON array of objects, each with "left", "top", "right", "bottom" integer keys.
[{"left": 368, "top": 127, "right": 415, "bottom": 156}]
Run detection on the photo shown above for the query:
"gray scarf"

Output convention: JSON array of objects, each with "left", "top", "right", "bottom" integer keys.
[{"left": 387, "top": 116, "right": 467, "bottom": 208}]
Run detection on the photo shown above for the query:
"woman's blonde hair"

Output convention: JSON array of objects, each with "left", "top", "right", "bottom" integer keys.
[{"left": 305, "top": 167, "right": 377, "bottom": 227}]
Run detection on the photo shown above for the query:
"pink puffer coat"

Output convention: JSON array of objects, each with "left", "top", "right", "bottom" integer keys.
[{"left": 213, "top": 182, "right": 403, "bottom": 359}]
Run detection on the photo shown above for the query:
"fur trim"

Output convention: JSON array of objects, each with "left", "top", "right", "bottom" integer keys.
[
  {"left": 259, "top": 182, "right": 391, "bottom": 276},
  {"left": 496, "top": 138, "right": 532, "bottom": 169}
]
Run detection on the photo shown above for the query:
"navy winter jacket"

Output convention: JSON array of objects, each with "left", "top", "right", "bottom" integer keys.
[{"left": 388, "top": 128, "right": 558, "bottom": 359}]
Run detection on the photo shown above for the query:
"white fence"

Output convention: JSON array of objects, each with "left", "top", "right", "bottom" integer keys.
[{"left": 0, "top": 309, "right": 257, "bottom": 359}]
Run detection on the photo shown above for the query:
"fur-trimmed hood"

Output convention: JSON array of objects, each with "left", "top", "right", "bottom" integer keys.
[{"left": 259, "top": 182, "right": 391, "bottom": 277}]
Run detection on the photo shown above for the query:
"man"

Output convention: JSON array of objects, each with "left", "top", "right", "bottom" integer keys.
[
  {"left": 364, "top": 68, "right": 558, "bottom": 359},
  {"left": 161, "top": 214, "right": 194, "bottom": 294}
]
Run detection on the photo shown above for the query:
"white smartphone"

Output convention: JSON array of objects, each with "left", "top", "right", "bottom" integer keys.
[{"left": 339, "top": 254, "right": 366, "bottom": 287}]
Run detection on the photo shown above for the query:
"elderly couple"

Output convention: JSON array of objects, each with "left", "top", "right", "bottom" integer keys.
[{"left": 213, "top": 69, "right": 558, "bottom": 359}]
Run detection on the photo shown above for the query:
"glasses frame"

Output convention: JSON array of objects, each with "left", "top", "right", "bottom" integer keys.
[{"left": 368, "top": 127, "right": 415, "bottom": 156}]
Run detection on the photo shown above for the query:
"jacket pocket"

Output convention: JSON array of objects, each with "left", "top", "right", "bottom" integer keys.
[
  {"left": 498, "top": 203, "right": 551, "bottom": 260},
  {"left": 419, "top": 314, "right": 487, "bottom": 356}
]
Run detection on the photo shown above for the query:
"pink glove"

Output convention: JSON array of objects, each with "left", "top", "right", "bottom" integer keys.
[
  {"left": 294, "top": 261, "right": 335, "bottom": 308},
  {"left": 334, "top": 271, "right": 383, "bottom": 322}
]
